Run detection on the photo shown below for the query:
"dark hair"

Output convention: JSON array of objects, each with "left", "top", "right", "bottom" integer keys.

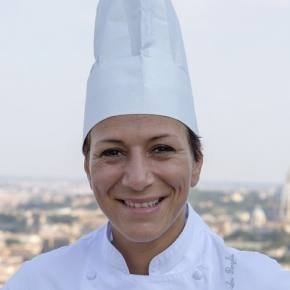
[
  {"left": 186, "top": 128, "right": 203, "bottom": 162},
  {"left": 83, "top": 133, "right": 91, "bottom": 157},
  {"left": 83, "top": 126, "right": 202, "bottom": 162}
]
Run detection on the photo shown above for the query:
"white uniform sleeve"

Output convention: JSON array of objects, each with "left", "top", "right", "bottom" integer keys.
[{"left": 235, "top": 250, "right": 290, "bottom": 290}]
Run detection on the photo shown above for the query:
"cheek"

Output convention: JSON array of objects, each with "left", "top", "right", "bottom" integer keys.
[
  {"left": 90, "top": 163, "right": 123, "bottom": 195},
  {"left": 156, "top": 160, "right": 193, "bottom": 191}
]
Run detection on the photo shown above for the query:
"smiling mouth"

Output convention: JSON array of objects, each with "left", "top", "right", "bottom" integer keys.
[{"left": 118, "top": 197, "right": 166, "bottom": 209}]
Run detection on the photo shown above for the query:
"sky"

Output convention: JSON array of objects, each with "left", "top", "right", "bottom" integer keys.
[{"left": 0, "top": 0, "right": 289, "bottom": 184}]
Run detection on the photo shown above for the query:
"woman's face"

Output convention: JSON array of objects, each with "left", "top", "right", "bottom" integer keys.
[{"left": 85, "top": 115, "right": 202, "bottom": 245}]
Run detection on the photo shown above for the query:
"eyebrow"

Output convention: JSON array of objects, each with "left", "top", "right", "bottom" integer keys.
[
  {"left": 149, "top": 134, "right": 171, "bottom": 141},
  {"left": 96, "top": 134, "right": 172, "bottom": 145}
]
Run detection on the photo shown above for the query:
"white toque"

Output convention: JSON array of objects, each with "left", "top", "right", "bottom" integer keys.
[{"left": 83, "top": 0, "right": 198, "bottom": 144}]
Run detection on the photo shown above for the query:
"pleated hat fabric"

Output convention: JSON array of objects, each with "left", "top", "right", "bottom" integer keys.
[{"left": 83, "top": 0, "right": 198, "bottom": 143}]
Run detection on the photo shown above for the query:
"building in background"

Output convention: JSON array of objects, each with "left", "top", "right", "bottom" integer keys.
[{"left": 280, "top": 170, "right": 290, "bottom": 222}]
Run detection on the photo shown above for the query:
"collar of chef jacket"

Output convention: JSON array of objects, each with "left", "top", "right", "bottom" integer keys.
[{"left": 85, "top": 202, "right": 213, "bottom": 276}]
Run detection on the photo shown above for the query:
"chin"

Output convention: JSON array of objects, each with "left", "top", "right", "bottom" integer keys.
[{"left": 118, "top": 225, "right": 166, "bottom": 244}]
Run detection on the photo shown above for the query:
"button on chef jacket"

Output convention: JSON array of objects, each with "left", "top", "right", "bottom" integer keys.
[{"left": 3, "top": 203, "right": 290, "bottom": 289}]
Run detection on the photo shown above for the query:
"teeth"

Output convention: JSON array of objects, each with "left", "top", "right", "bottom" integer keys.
[{"left": 124, "top": 199, "right": 160, "bottom": 208}]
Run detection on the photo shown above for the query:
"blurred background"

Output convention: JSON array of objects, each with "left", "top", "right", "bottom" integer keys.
[{"left": 0, "top": 0, "right": 290, "bottom": 285}]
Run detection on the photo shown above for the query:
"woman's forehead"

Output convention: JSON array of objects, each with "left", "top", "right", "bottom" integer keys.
[{"left": 90, "top": 114, "right": 188, "bottom": 140}]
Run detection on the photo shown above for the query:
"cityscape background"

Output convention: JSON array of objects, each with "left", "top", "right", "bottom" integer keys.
[{"left": 0, "top": 173, "right": 290, "bottom": 285}]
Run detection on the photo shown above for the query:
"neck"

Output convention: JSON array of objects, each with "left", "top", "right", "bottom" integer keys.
[{"left": 111, "top": 207, "right": 187, "bottom": 275}]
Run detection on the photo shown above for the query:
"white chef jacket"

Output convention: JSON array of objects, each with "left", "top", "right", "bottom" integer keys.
[{"left": 3, "top": 203, "right": 290, "bottom": 290}]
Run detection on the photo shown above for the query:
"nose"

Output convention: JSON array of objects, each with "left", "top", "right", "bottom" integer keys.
[{"left": 121, "top": 151, "right": 154, "bottom": 191}]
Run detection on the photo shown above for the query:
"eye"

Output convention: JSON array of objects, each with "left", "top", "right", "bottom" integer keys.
[
  {"left": 152, "top": 144, "right": 175, "bottom": 154},
  {"left": 100, "top": 148, "right": 124, "bottom": 158}
]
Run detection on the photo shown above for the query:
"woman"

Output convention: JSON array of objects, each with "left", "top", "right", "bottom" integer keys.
[{"left": 4, "top": 0, "right": 289, "bottom": 289}]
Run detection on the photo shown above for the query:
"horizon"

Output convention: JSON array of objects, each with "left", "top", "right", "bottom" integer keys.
[{"left": 0, "top": 174, "right": 285, "bottom": 192}]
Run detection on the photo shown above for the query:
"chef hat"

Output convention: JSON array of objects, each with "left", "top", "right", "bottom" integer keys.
[{"left": 83, "top": 0, "right": 198, "bottom": 144}]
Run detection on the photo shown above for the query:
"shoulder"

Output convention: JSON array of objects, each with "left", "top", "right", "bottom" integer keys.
[
  {"left": 233, "top": 248, "right": 290, "bottom": 290},
  {"left": 200, "top": 225, "right": 290, "bottom": 289},
  {"left": 27, "top": 224, "right": 105, "bottom": 270},
  {"left": 3, "top": 225, "right": 107, "bottom": 289}
]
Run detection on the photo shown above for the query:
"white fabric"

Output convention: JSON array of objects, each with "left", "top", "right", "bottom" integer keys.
[
  {"left": 3, "top": 204, "right": 290, "bottom": 289},
  {"left": 83, "top": 0, "right": 198, "bottom": 144}
]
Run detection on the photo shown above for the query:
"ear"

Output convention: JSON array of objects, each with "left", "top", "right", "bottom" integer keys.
[
  {"left": 84, "top": 155, "right": 92, "bottom": 188},
  {"left": 190, "top": 157, "right": 203, "bottom": 187}
]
